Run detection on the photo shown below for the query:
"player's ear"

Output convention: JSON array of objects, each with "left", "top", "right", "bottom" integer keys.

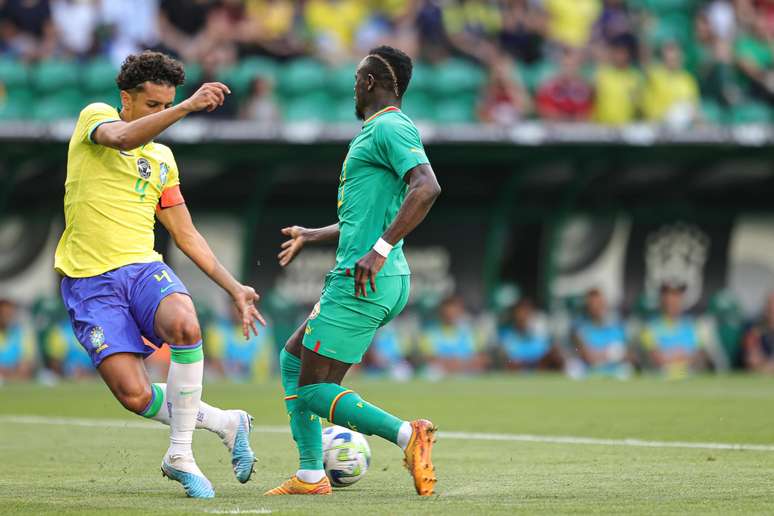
[
  {"left": 119, "top": 90, "right": 131, "bottom": 112},
  {"left": 366, "top": 73, "right": 375, "bottom": 92}
]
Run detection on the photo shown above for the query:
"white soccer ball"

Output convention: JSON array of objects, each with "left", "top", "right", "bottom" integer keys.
[{"left": 322, "top": 425, "right": 371, "bottom": 487}]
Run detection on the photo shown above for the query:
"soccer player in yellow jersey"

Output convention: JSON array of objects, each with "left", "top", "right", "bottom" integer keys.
[{"left": 54, "top": 51, "right": 264, "bottom": 499}]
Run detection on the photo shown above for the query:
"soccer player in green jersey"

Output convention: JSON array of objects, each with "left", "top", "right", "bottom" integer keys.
[{"left": 266, "top": 46, "right": 442, "bottom": 497}]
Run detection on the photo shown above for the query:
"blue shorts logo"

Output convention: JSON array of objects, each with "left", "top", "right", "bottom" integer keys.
[{"left": 89, "top": 327, "right": 104, "bottom": 349}]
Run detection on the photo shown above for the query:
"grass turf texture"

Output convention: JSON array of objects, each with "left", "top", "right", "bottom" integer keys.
[{"left": 1, "top": 375, "right": 774, "bottom": 515}]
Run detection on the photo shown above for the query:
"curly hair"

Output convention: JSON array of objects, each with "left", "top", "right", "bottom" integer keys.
[
  {"left": 366, "top": 45, "right": 413, "bottom": 98},
  {"left": 115, "top": 51, "right": 185, "bottom": 91}
]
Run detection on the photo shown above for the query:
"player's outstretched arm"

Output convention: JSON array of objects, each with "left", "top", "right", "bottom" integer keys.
[
  {"left": 92, "top": 82, "right": 231, "bottom": 151},
  {"left": 277, "top": 224, "right": 339, "bottom": 267},
  {"left": 354, "top": 164, "right": 441, "bottom": 297},
  {"left": 157, "top": 203, "right": 266, "bottom": 339}
]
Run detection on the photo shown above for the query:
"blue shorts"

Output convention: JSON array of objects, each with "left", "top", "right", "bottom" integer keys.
[{"left": 60, "top": 261, "right": 190, "bottom": 368}]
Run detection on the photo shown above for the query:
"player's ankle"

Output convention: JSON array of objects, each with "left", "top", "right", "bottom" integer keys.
[
  {"left": 296, "top": 469, "right": 326, "bottom": 483},
  {"left": 397, "top": 421, "right": 413, "bottom": 450}
]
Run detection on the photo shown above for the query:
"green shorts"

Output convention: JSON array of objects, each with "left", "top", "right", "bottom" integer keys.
[{"left": 302, "top": 273, "right": 410, "bottom": 364}]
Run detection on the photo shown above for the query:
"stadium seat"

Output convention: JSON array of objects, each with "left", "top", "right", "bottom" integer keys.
[
  {"left": 331, "top": 98, "right": 357, "bottom": 123},
  {"left": 82, "top": 59, "right": 117, "bottom": 93},
  {"left": 0, "top": 90, "right": 33, "bottom": 120},
  {"left": 708, "top": 290, "right": 744, "bottom": 367},
  {"left": 327, "top": 61, "right": 357, "bottom": 99},
  {"left": 183, "top": 62, "right": 203, "bottom": 87},
  {"left": 0, "top": 58, "right": 29, "bottom": 89},
  {"left": 700, "top": 100, "right": 725, "bottom": 126},
  {"left": 217, "top": 57, "right": 277, "bottom": 100},
  {"left": 433, "top": 96, "right": 477, "bottom": 123},
  {"left": 408, "top": 61, "right": 433, "bottom": 95},
  {"left": 281, "top": 92, "right": 333, "bottom": 122},
  {"left": 521, "top": 60, "right": 558, "bottom": 93},
  {"left": 731, "top": 102, "right": 772, "bottom": 124},
  {"left": 277, "top": 58, "right": 328, "bottom": 99},
  {"left": 32, "top": 90, "right": 84, "bottom": 120},
  {"left": 31, "top": 60, "right": 80, "bottom": 94},
  {"left": 432, "top": 58, "right": 486, "bottom": 97},
  {"left": 401, "top": 91, "right": 436, "bottom": 122}
]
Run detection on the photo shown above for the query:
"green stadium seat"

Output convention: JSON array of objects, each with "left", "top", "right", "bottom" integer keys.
[
  {"left": 433, "top": 96, "right": 476, "bottom": 123},
  {"left": 408, "top": 61, "right": 433, "bottom": 95},
  {"left": 82, "top": 59, "right": 117, "bottom": 93},
  {"left": 708, "top": 290, "right": 744, "bottom": 366},
  {"left": 0, "top": 58, "right": 29, "bottom": 89},
  {"left": 217, "top": 57, "right": 277, "bottom": 100},
  {"left": 700, "top": 100, "right": 725, "bottom": 125},
  {"left": 277, "top": 58, "right": 327, "bottom": 99},
  {"left": 731, "top": 102, "right": 771, "bottom": 124},
  {"left": 432, "top": 58, "right": 485, "bottom": 97},
  {"left": 31, "top": 60, "right": 80, "bottom": 94},
  {"left": 521, "top": 60, "right": 558, "bottom": 93},
  {"left": 32, "top": 90, "right": 84, "bottom": 120},
  {"left": 281, "top": 92, "right": 333, "bottom": 122},
  {"left": 183, "top": 62, "right": 202, "bottom": 87},
  {"left": 327, "top": 62, "right": 357, "bottom": 99},
  {"left": 331, "top": 98, "right": 357, "bottom": 123},
  {"left": 0, "top": 90, "right": 32, "bottom": 120},
  {"left": 85, "top": 89, "right": 120, "bottom": 108},
  {"left": 401, "top": 91, "right": 436, "bottom": 122}
]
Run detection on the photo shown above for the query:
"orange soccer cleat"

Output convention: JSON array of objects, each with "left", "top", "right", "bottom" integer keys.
[
  {"left": 403, "top": 419, "right": 438, "bottom": 496},
  {"left": 263, "top": 475, "right": 332, "bottom": 496}
]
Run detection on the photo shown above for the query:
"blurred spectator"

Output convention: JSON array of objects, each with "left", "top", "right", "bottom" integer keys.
[
  {"left": 238, "top": 0, "right": 305, "bottom": 59},
  {"left": 640, "top": 282, "right": 707, "bottom": 378},
  {"left": 742, "top": 292, "right": 774, "bottom": 373},
  {"left": 305, "top": 0, "right": 367, "bottom": 62},
  {"left": 186, "top": 43, "right": 239, "bottom": 119},
  {"left": 204, "top": 306, "right": 273, "bottom": 382},
  {"left": 694, "top": 9, "right": 744, "bottom": 109},
  {"left": 543, "top": 0, "right": 602, "bottom": 49},
  {"left": 50, "top": 0, "right": 99, "bottom": 58},
  {"left": 591, "top": 0, "right": 638, "bottom": 59},
  {"left": 498, "top": 0, "right": 546, "bottom": 64},
  {"left": 240, "top": 76, "right": 281, "bottom": 123},
  {"left": 43, "top": 319, "right": 93, "bottom": 379},
  {"left": 593, "top": 37, "right": 642, "bottom": 125},
  {"left": 0, "top": 0, "right": 57, "bottom": 60},
  {"left": 100, "top": 0, "right": 161, "bottom": 68},
  {"left": 414, "top": 0, "right": 450, "bottom": 62},
  {"left": 158, "top": 0, "right": 219, "bottom": 61},
  {"left": 478, "top": 56, "right": 530, "bottom": 124},
  {"left": 420, "top": 295, "right": 487, "bottom": 376},
  {"left": 734, "top": 14, "right": 774, "bottom": 103},
  {"left": 498, "top": 298, "right": 563, "bottom": 371},
  {"left": 571, "top": 289, "right": 632, "bottom": 379},
  {"left": 642, "top": 41, "right": 700, "bottom": 128},
  {"left": 362, "top": 323, "right": 414, "bottom": 381},
  {"left": 0, "top": 300, "right": 36, "bottom": 382},
  {"left": 536, "top": 46, "right": 593, "bottom": 121},
  {"left": 441, "top": 0, "right": 501, "bottom": 64},
  {"left": 355, "top": 0, "right": 417, "bottom": 57}
]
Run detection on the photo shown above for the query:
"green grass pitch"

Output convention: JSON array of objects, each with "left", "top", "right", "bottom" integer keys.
[{"left": 1, "top": 375, "right": 774, "bottom": 515}]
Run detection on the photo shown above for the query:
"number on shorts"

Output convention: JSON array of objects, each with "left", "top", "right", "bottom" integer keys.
[{"left": 154, "top": 270, "right": 172, "bottom": 284}]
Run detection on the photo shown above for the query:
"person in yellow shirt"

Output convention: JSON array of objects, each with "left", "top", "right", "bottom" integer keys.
[
  {"left": 305, "top": 0, "right": 367, "bottom": 58},
  {"left": 54, "top": 51, "right": 265, "bottom": 498},
  {"left": 593, "top": 38, "right": 643, "bottom": 125},
  {"left": 544, "top": 0, "right": 602, "bottom": 48},
  {"left": 643, "top": 41, "right": 700, "bottom": 127}
]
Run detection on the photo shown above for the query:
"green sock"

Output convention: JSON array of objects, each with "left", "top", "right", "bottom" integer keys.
[
  {"left": 280, "top": 349, "right": 323, "bottom": 470},
  {"left": 297, "top": 382, "right": 403, "bottom": 445}
]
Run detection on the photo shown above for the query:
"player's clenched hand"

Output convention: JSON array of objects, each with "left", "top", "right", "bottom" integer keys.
[
  {"left": 278, "top": 226, "right": 308, "bottom": 267},
  {"left": 354, "top": 249, "right": 386, "bottom": 298},
  {"left": 231, "top": 284, "right": 267, "bottom": 339},
  {"left": 180, "top": 82, "right": 231, "bottom": 113}
]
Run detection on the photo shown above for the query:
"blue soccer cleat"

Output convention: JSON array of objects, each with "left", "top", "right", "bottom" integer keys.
[
  {"left": 161, "top": 457, "right": 215, "bottom": 499},
  {"left": 225, "top": 410, "right": 256, "bottom": 483}
]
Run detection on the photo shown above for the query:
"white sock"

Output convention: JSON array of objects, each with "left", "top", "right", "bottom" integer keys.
[
  {"left": 296, "top": 469, "right": 326, "bottom": 483},
  {"left": 397, "top": 421, "right": 413, "bottom": 450},
  {"left": 166, "top": 346, "right": 204, "bottom": 458},
  {"left": 144, "top": 383, "right": 230, "bottom": 437}
]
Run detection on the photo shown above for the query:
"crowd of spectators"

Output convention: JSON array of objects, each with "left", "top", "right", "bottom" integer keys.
[
  {"left": 1, "top": 0, "right": 773, "bottom": 125},
  {"left": 3, "top": 279, "right": 774, "bottom": 384}
]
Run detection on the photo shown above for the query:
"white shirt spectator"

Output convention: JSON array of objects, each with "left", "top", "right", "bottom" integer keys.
[
  {"left": 101, "top": 0, "right": 160, "bottom": 67},
  {"left": 51, "top": 0, "right": 99, "bottom": 56}
]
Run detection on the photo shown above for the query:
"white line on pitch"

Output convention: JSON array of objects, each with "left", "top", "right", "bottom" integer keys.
[{"left": 2, "top": 414, "right": 773, "bottom": 452}]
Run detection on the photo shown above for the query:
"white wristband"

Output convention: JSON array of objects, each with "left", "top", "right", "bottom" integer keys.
[{"left": 373, "top": 238, "right": 393, "bottom": 258}]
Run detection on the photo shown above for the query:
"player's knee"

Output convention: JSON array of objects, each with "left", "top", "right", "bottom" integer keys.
[
  {"left": 118, "top": 384, "right": 153, "bottom": 414},
  {"left": 168, "top": 318, "right": 201, "bottom": 346}
]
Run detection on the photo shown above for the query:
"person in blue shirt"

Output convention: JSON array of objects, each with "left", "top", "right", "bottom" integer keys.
[
  {"left": 204, "top": 306, "right": 273, "bottom": 382},
  {"left": 571, "top": 288, "right": 632, "bottom": 378},
  {"left": 0, "top": 299, "right": 36, "bottom": 382},
  {"left": 419, "top": 295, "right": 487, "bottom": 375},
  {"left": 44, "top": 318, "right": 94, "bottom": 379},
  {"left": 742, "top": 292, "right": 774, "bottom": 374},
  {"left": 640, "top": 281, "right": 706, "bottom": 377},
  {"left": 498, "top": 297, "right": 562, "bottom": 371}
]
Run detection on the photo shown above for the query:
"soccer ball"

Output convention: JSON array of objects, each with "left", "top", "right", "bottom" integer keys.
[{"left": 322, "top": 425, "right": 371, "bottom": 487}]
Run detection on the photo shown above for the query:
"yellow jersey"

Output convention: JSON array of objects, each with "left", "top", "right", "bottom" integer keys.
[{"left": 54, "top": 103, "right": 181, "bottom": 278}]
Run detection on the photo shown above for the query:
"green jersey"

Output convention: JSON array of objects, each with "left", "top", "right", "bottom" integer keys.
[{"left": 333, "top": 106, "right": 430, "bottom": 277}]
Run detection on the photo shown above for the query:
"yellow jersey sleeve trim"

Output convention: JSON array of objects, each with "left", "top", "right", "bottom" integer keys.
[{"left": 87, "top": 119, "right": 120, "bottom": 144}]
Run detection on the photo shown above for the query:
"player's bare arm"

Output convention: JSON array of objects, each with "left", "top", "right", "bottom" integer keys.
[
  {"left": 277, "top": 223, "right": 340, "bottom": 267},
  {"left": 92, "top": 82, "right": 231, "bottom": 151},
  {"left": 354, "top": 163, "right": 440, "bottom": 297},
  {"left": 156, "top": 203, "right": 266, "bottom": 339}
]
